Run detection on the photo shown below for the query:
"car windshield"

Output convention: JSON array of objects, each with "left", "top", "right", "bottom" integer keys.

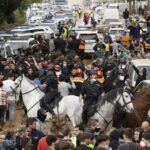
[{"left": 79, "top": 34, "right": 98, "bottom": 40}]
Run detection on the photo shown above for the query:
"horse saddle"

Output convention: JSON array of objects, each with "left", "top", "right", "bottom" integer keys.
[{"left": 40, "top": 92, "right": 62, "bottom": 112}]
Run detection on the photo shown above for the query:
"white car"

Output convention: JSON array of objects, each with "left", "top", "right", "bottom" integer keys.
[
  {"left": 54, "top": 12, "right": 68, "bottom": 24},
  {"left": 40, "top": 20, "right": 58, "bottom": 32},
  {"left": 28, "top": 16, "right": 43, "bottom": 25},
  {"left": 76, "top": 30, "right": 101, "bottom": 55},
  {"left": 109, "top": 28, "right": 125, "bottom": 41},
  {"left": 14, "top": 26, "right": 54, "bottom": 39},
  {"left": 128, "top": 59, "right": 150, "bottom": 88},
  {"left": 108, "top": 22, "right": 124, "bottom": 30}
]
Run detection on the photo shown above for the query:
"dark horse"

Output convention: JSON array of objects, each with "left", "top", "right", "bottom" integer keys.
[{"left": 113, "top": 87, "right": 150, "bottom": 128}]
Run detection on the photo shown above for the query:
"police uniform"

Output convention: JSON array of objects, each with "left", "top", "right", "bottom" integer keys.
[
  {"left": 80, "top": 79, "right": 102, "bottom": 124},
  {"left": 44, "top": 76, "right": 59, "bottom": 115}
]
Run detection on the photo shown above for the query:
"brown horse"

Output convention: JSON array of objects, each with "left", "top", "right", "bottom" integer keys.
[{"left": 113, "top": 87, "right": 150, "bottom": 128}]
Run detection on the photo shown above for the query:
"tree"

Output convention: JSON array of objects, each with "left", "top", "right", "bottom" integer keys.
[{"left": 0, "top": 0, "right": 42, "bottom": 24}]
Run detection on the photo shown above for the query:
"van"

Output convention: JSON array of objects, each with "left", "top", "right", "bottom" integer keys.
[
  {"left": 128, "top": 59, "right": 150, "bottom": 88},
  {"left": 14, "top": 26, "right": 54, "bottom": 39},
  {"left": 102, "top": 8, "right": 120, "bottom": 30},
  {"left": 6, "top": 37, "right": 35, "bottom": 55}
]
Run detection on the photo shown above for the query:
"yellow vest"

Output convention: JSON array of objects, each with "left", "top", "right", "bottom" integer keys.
[
  {"left": 87, "top": 143, "right": 94, "bottom": 149},
  {"left": 71, "top": 136, "right": 77, "bottom": 147},
  {"left": 104, "top": 42, "right": 109, "bottom": 51}
]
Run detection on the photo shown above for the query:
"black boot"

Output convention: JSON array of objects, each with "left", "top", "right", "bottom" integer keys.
[
  {"left": 47, "top": 105, "right": 56, "bottom": 116},
  {"left": 82, "top": 110, "right": 89, "bottom": 125}
]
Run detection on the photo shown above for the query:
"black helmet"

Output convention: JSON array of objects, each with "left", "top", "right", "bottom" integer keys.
[{"left": 37, "top": 108, "right": 47, "bottom": 122}]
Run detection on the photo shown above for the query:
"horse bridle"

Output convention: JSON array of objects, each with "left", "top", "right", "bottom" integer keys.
[
  {"left": 15, "top": 75, "right": 61, "bottom": 120},
  {"left": 15, "top": 75, "right": 39, "bottom": 95},
  {"left": 97, "top": 89, "right": 132, "bottom": 133},
  {"left": 15, "top": 75, "right": 40, "bottom": 113}
]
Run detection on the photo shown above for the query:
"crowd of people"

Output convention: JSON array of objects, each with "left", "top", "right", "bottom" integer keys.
[
  {"left": 1, "top": 118, "right": 150, "bottom": 150},
  {"left": 0, "top": 5, "right": 150, "bottom": 150}
]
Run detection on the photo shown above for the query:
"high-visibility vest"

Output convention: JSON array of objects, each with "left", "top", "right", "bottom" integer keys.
[
  {"left": 72, "top": 77, "right": 84, "bottom": 83},
  {"left": 103, "top": 42, "right": 109, "bottom": 51},
  {"left": 63, "top": 27, "right": 68, "bottom": 37},
  {"left": 87, "top": 143, "right": 94, "bottom": 149},
  {"left": 71, "top": 136, "right": 77, "bottom": 147}
]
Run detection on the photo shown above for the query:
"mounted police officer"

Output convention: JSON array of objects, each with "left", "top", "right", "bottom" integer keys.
[
  {"left": 40, "top": 74, "right": 60, "bottom": 116},
  {"left": 79, "top": 70, "right": 103, "bottom": 125}
]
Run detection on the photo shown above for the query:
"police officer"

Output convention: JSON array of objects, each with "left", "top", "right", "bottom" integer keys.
[
  {"left": 40, "top": 74, "right": 59, "bottom": 116},
  {"left": 79, "top": 70, "right": 103, "bottom": 125}
]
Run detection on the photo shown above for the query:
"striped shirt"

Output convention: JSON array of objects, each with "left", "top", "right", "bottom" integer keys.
[{"left": 0, "top": 88, "right": 8, "bottom": 106}]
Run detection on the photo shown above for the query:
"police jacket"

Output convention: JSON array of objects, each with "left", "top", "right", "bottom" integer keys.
[{"left": 80, "top": 79, "right": 102, "bottom": 99}]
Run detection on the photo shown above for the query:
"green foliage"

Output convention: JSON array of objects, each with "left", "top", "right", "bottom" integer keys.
[{"left": 0, "top": 0, "right": 42, "bottom": 26}]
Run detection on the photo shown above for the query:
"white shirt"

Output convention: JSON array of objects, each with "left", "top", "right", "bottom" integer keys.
[
  {"left": 3, "top": 79, "right": 15, "bottom": 101},
  {"left": 58, "top": 81, "right": 76, "bottom": 97}
]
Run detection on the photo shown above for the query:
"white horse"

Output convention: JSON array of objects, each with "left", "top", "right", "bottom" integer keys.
[
  {"left": 15, "top": 75, "right": 134, "bottom": 131},
  {"left": 14, "top": 75, "right": 80, "bottom": 123}
]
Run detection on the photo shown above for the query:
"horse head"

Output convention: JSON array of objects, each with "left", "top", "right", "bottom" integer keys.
[
  {"left": 14, "top": 75, "right": 24, "bottom": 102},
  {"left": 116, "top": 88, "right": 134, "bottom": 113}
]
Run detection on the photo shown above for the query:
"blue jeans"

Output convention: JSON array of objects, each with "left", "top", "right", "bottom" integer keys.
[{"left": 125, "top": 19, "right": 129, "bottom": 28}]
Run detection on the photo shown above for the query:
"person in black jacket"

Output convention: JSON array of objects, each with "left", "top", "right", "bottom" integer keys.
[
  {"left": 133, "top": 65, "right": 146, "bottom": 87},
  {"left": 79, "top": 70, "right": 103, "bottom": 125},
  {"left": 109, "top": 130, "right": 119, "bottom": 150}
]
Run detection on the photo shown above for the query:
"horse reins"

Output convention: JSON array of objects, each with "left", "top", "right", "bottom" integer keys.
[
  {"left": 16, "top": 75, "right": 42, "bottom": 113},
  {"left": 19, "top": 75, "right": 39, "bottom": 95},
  {"left": 16, "top": 76, "right": 61, "bottom": 120},
  {"left": 97, "top": 89, "right": 132, "bottom": 133}
]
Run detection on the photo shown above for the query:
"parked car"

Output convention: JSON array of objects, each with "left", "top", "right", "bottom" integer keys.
[
  {"left": 109, "top": 28, "right": 125, "bottom": 41},
  {"left": 54, "top": 12, "right": 69, "bottom": 24},
  {"left": 128, "top": 59, "right": 150, "bottom": 89},
  {"left": 13, "top": 26, "right": 54, "bottom": 39},
  {"left": 98, "top": 8, "right": 120, "bottom": 33}
]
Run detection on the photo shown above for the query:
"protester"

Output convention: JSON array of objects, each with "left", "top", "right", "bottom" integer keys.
[
  {"left": 96, "top": 134, "right": 112, "bottom": 150},
  {"left": 58, "top": 74, "right": 76, "bottom": 97},
  {"left": 0, "top": 80, "right": 7, "bottom": 131},
  {"left": 25, "top": 117, "right": 45, "bottom": 148},
  {"left": 142, "top": 132, "right": 150, "bottom": 150},
  {"left": 3, "top": 73, "right": 16, "bottom": 126},
  {"left": 117, "top": 128, "right": 139, "bottom": 150},
  {"left": 141, "top": 121, "right": 150, "bottom": 133},
  {"left": 77, "top": 132, "right": 93, "bottom": 150},
  {"left": 123, "top": 8, "right": 129, "bottom": 28}
]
